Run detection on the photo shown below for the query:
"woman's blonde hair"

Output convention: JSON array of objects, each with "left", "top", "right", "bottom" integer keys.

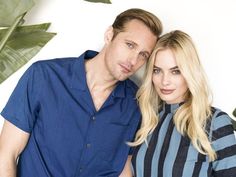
[{"left": 130, "top": 30, "right": 216, "bottom": 161}]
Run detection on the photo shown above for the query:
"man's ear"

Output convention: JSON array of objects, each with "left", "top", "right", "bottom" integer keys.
[{"left": 104, "top": 26, "right": 114, "bottom": 44}]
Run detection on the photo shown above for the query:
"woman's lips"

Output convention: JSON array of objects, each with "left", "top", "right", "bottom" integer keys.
[{"left": 160, "top": 89, "right": 175, "bottom": 95}]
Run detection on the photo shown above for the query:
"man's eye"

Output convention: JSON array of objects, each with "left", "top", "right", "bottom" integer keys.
[
  {"left": 126, "top": 42, "right": 134, "bottom": 49},
  {"left": 140, "top": 53, "right": 149, "bottom": 60}
]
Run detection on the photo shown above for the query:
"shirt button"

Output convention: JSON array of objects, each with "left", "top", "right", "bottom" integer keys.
[
  {"left": 79, "top": 167, "right": 83, "bottom": 173},
  {"left": 92, "top": 116, "right": 96, "bottom": 121},
  {"left": 86, "top": 143, "right": 91, "bottom": 148}
]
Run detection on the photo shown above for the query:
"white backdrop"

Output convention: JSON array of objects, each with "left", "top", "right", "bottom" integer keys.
[{"left": 0, "top": 0, "right": 236, "bottom": 130}]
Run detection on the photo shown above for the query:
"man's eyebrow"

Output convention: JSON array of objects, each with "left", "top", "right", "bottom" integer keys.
[{"left": 125, "top": 39, "right": 137, "bottom": 46}]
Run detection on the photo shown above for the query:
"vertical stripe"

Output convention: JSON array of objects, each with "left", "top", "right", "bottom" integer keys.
[
  {"left": 132, "top": 145, "right": 141, "bottom": 177},
  {"left": 158, "top": 119, "right": 175, "bottom": 177},
  {"left": 192, "top": 154, "right": 206, "bottom": 177},
  {"left": 172, "top": 136, "right": 191, "bottom": 177},
  {"left": 207, "top": 162, "right": 212, "bottom": 177},
  {"left": 143, "top": 112, "right": 168, "bottom": 177},
  {"left": 134, "top": 138, "right": 150, "bottom": 177},
  {"left": 151, "top": 114, "right": 175, "bottom": 177}
]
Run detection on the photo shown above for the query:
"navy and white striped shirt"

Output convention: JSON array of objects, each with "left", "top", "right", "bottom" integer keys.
[{"left": 132, "top": 103, "right": 236, "bottom": 177}]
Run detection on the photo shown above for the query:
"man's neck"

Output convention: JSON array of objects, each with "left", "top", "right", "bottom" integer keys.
[{"left": 85, "top": 54, "right": 118, "bottom": 111}]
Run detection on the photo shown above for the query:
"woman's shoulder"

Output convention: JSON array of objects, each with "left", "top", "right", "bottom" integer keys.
[
  {"left": 209, "top": 107, "right": 235, "bottom": 141},
  {"left": 210, "top": 107, "right": 231, "bottom": 123}
]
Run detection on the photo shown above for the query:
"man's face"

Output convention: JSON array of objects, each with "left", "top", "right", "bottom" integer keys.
[{"left": 104, "top": 19, "right": 157, "bottom": 81}]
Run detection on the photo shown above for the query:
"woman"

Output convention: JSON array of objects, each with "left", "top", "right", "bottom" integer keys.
[{"left": 130, "top": 30, "right": 236, "bottom": 177}]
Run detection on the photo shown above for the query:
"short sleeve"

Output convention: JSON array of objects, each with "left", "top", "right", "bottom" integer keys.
[
  {"left": 1, "top": 63, "right": 41, "bottom": 133},
  {"left": 211, "top": 110, "right": 236, "bottom": 176}
]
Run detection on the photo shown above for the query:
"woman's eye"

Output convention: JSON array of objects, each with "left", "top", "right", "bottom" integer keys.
[
  {"left": 153, "top": 68, "right": 161, "bottom": 74},
  {"left": 172, "top": 70, "right": 181, "bottom": 74}
]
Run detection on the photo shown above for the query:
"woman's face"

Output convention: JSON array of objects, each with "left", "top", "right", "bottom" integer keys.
[{"left": 152, "top": 48, "right": 188, "bottom": 104}]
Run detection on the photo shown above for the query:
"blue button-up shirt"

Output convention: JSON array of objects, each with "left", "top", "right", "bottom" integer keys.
[{"left": 1, "top": 50, "right": 141, "bottom": 177}]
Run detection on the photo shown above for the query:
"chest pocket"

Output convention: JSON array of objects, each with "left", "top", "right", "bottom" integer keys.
[{"left": 106, "top": 107, "right": 135, "bottom": 126}]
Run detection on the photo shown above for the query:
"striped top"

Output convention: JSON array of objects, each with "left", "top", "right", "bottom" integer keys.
[{"left": 132, "top": 103, "right": 236, "bottom": 177}]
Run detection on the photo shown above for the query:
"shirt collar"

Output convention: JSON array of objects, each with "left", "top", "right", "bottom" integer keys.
[
  {"left": 111, "top": 81, "right": 136, "bottom": 98},
  {"left": 71, "top": 50, "right": 136, "bottom": 98},
  {"left": 71, "top": 50, "right": 98, "bottom": 91}
]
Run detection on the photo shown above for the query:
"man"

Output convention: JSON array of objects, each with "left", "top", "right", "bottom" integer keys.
[{"left": 0, "top": 8, "right": 162, "bottom": 177}]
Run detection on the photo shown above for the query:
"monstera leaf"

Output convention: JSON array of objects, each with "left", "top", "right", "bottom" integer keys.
[
  {"left": 0, "top": 0, "right": 56, "bottom": 84},
  {"left": 0, "top": 23, "right": 56, "bottom": 83},
  {"left": 84, "top": 0, "right": 111, "bottom": 4}
]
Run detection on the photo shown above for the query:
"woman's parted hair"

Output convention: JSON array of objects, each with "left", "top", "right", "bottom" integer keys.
[{"left": 131, "top": 30, "right": 216, "bottom": 161}]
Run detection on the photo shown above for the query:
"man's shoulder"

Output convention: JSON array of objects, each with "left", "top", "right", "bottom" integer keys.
[
  {"left": 29, "top": 57, "right": 80, "bottom": 75},
  {"left": 124, "top": 78, "right": 139, "bottom": 96},
  {"left": 33, "top": 57, "right": 78, "bottom": 68},
  {"left": 22, "top": 57, "right": 80, "bottom": 83}
]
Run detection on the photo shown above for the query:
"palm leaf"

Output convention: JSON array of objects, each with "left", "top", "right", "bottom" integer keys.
[
  {"left": 0, "top": 23, "right": 56, "bottom": 83},
  {"left": 84, "top": 0, "right": 111, "bottom": 4},
  {"left": 0, "top": 0, "right": 35, "bottom": 27}
]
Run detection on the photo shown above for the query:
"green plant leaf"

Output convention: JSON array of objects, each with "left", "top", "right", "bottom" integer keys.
[
  {"left": 0, "top": 0, "right": 35, "bottom": 27},
  {"left": 0, "top": 23, "right": 56, "bottom": 84},
  {"left": 232, "top": 108, "right": 236, "bottom": 130},
  {"left": 0, "top": 13, "right": 26, "bottom": 52},
  {"left": 84, "top": 0, "right": 112, "bottom": 4}
]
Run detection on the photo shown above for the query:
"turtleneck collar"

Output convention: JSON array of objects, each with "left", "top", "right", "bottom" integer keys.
[{"left": 160, "top": 102, "right": 184, "bottom": 114}]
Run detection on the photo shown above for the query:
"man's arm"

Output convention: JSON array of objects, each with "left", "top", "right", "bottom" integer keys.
[
  {"left": 0, "top": 119, "right": 30, "bottom": 177},
  {"left": 119, "top": 155, "right": 133, "bottom": 177}
]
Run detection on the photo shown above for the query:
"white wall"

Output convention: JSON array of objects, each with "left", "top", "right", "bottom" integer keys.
[{"left": 1, "top": 0, "right": 236, "bottom": 130}]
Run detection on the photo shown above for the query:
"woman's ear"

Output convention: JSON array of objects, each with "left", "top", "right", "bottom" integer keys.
[{"left": 104, "top": 26, "right": 114, "bottom": 44}]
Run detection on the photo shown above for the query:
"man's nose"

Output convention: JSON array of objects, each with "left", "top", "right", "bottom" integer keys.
[{"left": 128, "top": 51, "right": 139, "bottom": 66}]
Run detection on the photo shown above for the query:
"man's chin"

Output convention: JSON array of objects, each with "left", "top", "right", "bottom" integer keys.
[
  {"left": 114, "top": 72, "right": 133, "bottom": 81},
  {"left": 117, "top": 75, "right": 131, "bottom": 81}
]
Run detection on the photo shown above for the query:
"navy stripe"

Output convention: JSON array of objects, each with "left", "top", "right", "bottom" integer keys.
[
  {"left": 192, "top": 153, "right": 206, "bottom": 177},
  {"left": 213, "top": 167, "right": 236, "bottom": 177},
  {"left": 212, "top": 125, "right": 234, "bottom": 140},
  {"left": 158, "top": 119, "right": 175, "bottom": 177},
  {"left": 215, "top": 111, "right": 227, "bottom": 118},
  {"left": 207, "top": 162, "right": 213, "bottom": 176},
  {"left": 143, "top": 112, "right": 168, "bottom": 177},
  {"left": 216, "top": 144, "right": 236, "bottom": 160},
  {"left": 132, "top": 145, "right": 141, "bottom": 177},
  {"left": 172, "top": 136, "right": 191, "bottom": 177}
]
